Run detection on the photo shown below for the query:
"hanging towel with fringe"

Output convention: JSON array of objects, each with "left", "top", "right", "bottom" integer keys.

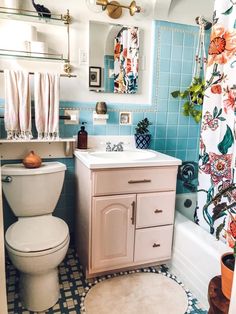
[
  {"left": 34, "top": 72, "right": 60, "bottom": 140},
  {"left": 4, "top": 70, "right": 32, "bottom": 140}
]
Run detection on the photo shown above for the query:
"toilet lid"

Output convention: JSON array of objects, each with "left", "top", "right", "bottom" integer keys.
[{"left": 5, "top": 216, "right": 69, "bottom": 253}]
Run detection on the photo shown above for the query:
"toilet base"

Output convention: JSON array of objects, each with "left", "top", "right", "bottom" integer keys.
[{"left": 20, "top": 268, "right": 59, "bottom": 312}]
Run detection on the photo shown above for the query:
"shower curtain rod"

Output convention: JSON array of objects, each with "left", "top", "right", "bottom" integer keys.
[
  {"left": 0, "top": 70, "right": 77, "bottom": 78},
  {"left": 195, "top": 16, "right": 212, "bottom": 30}
]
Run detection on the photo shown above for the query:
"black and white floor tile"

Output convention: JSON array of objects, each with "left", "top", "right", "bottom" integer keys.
[{"left": 6, "top": 247, "right": 208, "bottom": 314}]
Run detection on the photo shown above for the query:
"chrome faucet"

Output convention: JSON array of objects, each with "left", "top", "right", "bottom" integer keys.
[
  {"left": 112, "top": 142, "right": 124, "bottom": 151},
  {"left": 106, "top": 142, "right": 112, "bottom": 152}
]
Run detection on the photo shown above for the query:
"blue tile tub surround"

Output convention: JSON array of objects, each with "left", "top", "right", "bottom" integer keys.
[{"left": 0, "top": 20, "right": 210, "bottom": 230}]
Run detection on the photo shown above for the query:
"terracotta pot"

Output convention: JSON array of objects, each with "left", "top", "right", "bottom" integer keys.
[
  {"left": 221, "top": 252, "right": 235, "bottom": 299},
  {"left": 23, "top": 151, "right": 42, "bottom": 169}
]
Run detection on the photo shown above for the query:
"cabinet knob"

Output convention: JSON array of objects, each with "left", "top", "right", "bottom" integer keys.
[
  {"left": 153, "top": 243, "right": 160, "bottom": 248},
  {"left": 154, "top": 209, "right": 163, "bottom": 214}
]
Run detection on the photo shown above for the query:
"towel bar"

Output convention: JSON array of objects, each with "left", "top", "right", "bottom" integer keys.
[{"left": 0, "top": 115, "right": 71, "bottom": 120}]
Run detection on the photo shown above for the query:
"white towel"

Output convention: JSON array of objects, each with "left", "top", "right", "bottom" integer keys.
[
  {"left": 4, "top": 70, "right": 31, "bottom": 139},
  {"left": 34, "top": 72, "right": 60, "bottom": 140}
]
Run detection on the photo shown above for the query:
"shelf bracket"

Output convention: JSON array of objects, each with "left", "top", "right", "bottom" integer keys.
[
  {"left": 64, "top": 62, "right": 72, "bottom": 76},
  {"left": 62, "top": 9, "right": 71, "bottom": 24}
]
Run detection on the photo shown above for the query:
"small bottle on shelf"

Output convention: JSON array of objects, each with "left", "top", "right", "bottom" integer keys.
[{"left": 77, "top": 122, "right": 87, "bottom": 149}]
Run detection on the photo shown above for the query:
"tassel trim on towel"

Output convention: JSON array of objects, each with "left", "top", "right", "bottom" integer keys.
[
  {"left": 7, "top": 130, "right": 32, "bottom": 140},
  {"left": 38, "top": 132, "right": 59, "bottom": 141}
]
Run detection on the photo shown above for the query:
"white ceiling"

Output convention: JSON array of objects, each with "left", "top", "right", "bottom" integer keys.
[{"left": 153, "top": 0, "right": 215, "bottom": 25}]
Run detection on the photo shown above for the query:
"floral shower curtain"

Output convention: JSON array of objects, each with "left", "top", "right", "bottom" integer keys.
[
  {"left": 197, "top": 0, "right": 236, "bottom": 248},
  {"left": 114, "top": 26, "right": 139, "bottom": 94}
]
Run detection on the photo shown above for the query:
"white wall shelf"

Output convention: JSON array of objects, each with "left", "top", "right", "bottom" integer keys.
[
  {"left": 0, "top": 138, "right": 76, "bottom": 160},
  {"left": 0, "top": 7, "right": 73, "bottom": 76},
  {"left": 93, "top": 112, "right": 109, "bottom": 125}
]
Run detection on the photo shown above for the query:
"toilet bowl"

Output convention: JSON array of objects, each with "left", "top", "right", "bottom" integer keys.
[{"left": 2, "top": 162, "right": 70, "bottom": 312}]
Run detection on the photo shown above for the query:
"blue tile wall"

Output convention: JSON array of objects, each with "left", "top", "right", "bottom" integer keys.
[{"left": 0, "top": 20, "right": 210, "bottom": 231}]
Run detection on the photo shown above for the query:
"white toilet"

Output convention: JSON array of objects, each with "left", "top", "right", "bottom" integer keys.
[{"left": 1, "top": 161, "right": 70, "bottom": 312}]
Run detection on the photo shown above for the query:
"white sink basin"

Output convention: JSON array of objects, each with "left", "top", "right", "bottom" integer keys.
[
  {"left": 74, "top": 148, "right": 182, "bottom": 169},
  {"left": 89, "top": 150, "right": 157, "bottom": 161}
]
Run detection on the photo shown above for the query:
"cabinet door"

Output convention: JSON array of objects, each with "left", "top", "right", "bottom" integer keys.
[{"left": 91, "top": 194, "right": 136, "bottom": 271}]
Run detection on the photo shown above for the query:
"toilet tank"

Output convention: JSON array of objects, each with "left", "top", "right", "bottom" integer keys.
[{"left": 1, "top": 162, "right": 66, "bottom": 217}]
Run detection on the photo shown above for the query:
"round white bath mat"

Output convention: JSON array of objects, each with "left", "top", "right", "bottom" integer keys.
[{"left": 83, "top": 273, "right": 188, "bottom": 314}]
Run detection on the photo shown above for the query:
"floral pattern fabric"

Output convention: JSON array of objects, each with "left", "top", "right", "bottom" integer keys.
[
  {"left": 197, "top": 0, "right": 236, "bottom": 247},
  {"left": 114, "top": 27, "right": 139, "bottom": 94}
]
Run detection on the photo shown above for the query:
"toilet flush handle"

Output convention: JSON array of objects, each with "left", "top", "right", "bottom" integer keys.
[{"left": 1, "top": 176, "right": 12, "bottom": 183}]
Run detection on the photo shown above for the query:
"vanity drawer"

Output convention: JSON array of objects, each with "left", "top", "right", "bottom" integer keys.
[
  {"left": 136, "top": 192, "right": 175, "bottom": 228},
  {"left": 134, "top": 225, "right": 173, "bottom": 263},
  {"left": 92, "top": 167, "right": 178, "bottom": 196}
]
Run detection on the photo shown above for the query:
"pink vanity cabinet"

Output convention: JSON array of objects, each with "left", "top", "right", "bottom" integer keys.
[{"left": 75, "top": 159, "right": 178, "bottom": 278}]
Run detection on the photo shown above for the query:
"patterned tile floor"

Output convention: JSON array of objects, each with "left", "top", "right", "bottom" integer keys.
[{"left": 6, "top": 247, "right": 208, "bottom": 314}]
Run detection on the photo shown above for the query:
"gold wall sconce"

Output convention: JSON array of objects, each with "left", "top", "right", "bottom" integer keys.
[{"left": 96, "top": 0, "right": 141, "bottom": 19}]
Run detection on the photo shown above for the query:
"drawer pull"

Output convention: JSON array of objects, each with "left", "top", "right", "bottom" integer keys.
[
  {"left": 131, "top": 201, "right": 136, "bottom": 225},
  {"left": 153, "top": 243, "right": 160, "bottom": 248},
  {"left": 154, "top": 209, "right": 163, "bottom": 214},
  {"left": 128, "top": 179, "right": 151, "bottom": 184}
]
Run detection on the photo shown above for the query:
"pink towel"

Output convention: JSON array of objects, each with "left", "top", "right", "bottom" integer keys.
[
  {"left": 34, "top": 72, "right": 60, "bottom": 140},
  {"left": 4, "top": 70, "right": 31, "bottom": 139}
]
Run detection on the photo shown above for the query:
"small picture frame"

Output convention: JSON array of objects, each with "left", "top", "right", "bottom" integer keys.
[
  {"left": 119, "top": 112, "right": 132, "bottom": 125},
  {"left": 89, "top": 66, "right": 101, "bottom": 87}
]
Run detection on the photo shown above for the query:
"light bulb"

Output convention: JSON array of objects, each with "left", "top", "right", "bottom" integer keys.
[
  {"left": 133, "top": 0, "right": 154, "bottom": 20},
  {"left": 85, "top": 0, "right": 104, "bottom": 13}
]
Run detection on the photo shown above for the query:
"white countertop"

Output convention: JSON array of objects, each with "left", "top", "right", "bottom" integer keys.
[{"left": 74, "top": 149, "right": 182, "bottom": 169}]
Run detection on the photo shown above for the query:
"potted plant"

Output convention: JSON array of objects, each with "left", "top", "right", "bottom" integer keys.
[
  {"left": 203, "top": 182, "right": 236, "bottom": 299},
  {"left": 221, "top": 217, "right": 236, "bottom": 299},
  {"left": 171, "top": 77, "right": 206, "bottom": 123},
  {"left": 134, "top": 118, "right": 152, "bottom": 149},
  {"left": 202, "top": 183, "right": 236, "bottom": 299}
]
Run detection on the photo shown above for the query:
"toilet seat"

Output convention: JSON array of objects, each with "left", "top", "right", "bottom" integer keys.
[{"left": 5, "top": 216, "right": 69, "bottom": 253}]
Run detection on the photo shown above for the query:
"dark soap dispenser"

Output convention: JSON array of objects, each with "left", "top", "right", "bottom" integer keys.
[{"left": 77, "top": 122, "right": 88, "bottom": 149}]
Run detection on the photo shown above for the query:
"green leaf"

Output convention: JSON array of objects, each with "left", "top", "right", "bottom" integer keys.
[
  {"left": 222, "top": 6, "right": 233, "bottom": 15},
  {"left": 202, "top": 152, "right": 209, "bottom": 164},
  {"left": 216, "top": 219, "right": 226, "bottom": 240},
  {"left": 182, "top": 101, "right": 190, "bottom": 109},
  {"left": 171, "top": 91, "right": 180, "bottom": 98},
  {"left": 197, "top": 98, "right": 203, "bottom": 105},
  {"left": 207, "top": 186, "right": 214, "bottom": 203},
  {"left": 191, "top": 96, "right": 197, "bottom": 102},
  {"left": 218, "top": 125, "right": 234, "bottom": 154},
  {"left": 218, "top": 117, "right": 226, "bottom": 121},
  {"left": 216, "top": 108, "right": 222, "bottom": 117},
  {"left": 194, "top": 113, "right": 202, "bottom": 123},
  {"left": 213, "top": 106, "right": 218, "bottom": 118},
  {"left": 189, "top": 84, "right": 202, "bottom": 93},
  {"left": 180, "top": 91, "right": 188, "bottom": 98},
  {"left": 182, "top": 101, "right": 191, "bottom": 115}
]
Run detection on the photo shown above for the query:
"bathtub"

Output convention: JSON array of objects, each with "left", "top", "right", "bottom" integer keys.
[{"left": 170, "top": 193, "right": 229, "bottom": 309}]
